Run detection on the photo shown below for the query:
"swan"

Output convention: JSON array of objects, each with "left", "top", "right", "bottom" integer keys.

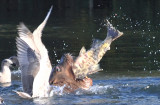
[{"left": 15, "top": 6, "right": 53, "bottom": 98}]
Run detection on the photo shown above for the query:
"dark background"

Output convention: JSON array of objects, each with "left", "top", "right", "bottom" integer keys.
[{"left": 0, "top": 0, "right": 160, "bottom": 72}]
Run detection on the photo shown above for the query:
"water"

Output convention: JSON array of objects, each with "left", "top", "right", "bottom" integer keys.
[
  {"left": 1, "top": 71, "right": 160, "bottom": 105},
  {"left": 0, "top": 0, "right": 160, "bottom": 104}
]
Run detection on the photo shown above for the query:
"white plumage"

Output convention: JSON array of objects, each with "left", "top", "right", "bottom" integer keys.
[
  {"left": 0, "top": 59, "right": 13, "bottom": 83},
  {"left": 16, "top": 6, "right": 53, "bottom": 98}
]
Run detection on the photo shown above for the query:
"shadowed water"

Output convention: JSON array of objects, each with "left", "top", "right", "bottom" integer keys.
[{"left": 0, "top": 0, "right": 160, "bottom": 104}]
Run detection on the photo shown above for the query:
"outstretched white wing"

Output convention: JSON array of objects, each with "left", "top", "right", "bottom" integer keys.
[
  {"left": 32, "top": 6, "right": 52, "bottom": 60},
  {"left": 16, "top": 7, "right": 52, "bottom": 97},
  {"left": 16, "top": 36, "right": 40, "bottom": 95}
]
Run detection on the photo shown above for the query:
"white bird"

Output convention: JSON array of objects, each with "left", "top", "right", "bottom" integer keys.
[
  {"left": 15, "top": 6, "right": 53, "bottom": 98},
  {"left": 0, "top": 59, "right": 13, "bottom": 83}
]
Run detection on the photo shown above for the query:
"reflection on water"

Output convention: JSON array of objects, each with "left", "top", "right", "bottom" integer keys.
[{"left": 0, "top": 0, "right": 160, "bottom": 104}]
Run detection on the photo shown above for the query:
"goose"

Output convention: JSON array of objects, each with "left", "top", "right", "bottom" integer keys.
[{"left": 15, "top": 6, "right": 53, "bottom": 98}]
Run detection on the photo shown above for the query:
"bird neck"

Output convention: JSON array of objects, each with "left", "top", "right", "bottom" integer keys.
[{"left": 1, "top": 65, "right": 11, "bottom": 75}]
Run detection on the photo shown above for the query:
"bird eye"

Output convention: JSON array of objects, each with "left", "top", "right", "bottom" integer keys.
[{"left": 56, "top": 66, "right": 61, "bottom": 72}]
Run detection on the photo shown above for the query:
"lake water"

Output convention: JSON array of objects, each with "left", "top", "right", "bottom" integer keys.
[{"left": 0, "top": 0, "right": 160, "bottom": 104}]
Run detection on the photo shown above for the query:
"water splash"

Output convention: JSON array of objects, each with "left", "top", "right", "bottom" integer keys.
[
  {"left": 75, "top": 84, "right": 114, "bottom": 95},
  {"left": 88, "top": 85, "right": 114, "bottom": 94},
  {"left": 49, "top": 85, "right": 66, "bottom": 96}
]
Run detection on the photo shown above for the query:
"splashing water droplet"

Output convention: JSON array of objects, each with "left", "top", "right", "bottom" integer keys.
[{"left": 153, "top": 36, "right": 155, "bottom": 39}]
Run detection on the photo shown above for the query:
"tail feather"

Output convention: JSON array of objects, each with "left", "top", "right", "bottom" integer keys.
[{"left": 106, "top": 20, "right": 123, "bottom": 41}]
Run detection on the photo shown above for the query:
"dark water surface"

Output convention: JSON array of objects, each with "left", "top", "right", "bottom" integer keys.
[{"left": 0, "top": 0, "right": 160, "bottom": 104}]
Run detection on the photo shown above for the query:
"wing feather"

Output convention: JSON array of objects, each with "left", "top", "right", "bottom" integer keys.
[
  {"left": 16, "top": 37, "right": 40, "bottom": 95},
  {"left": 16, "top": 6, "right": 53, "bottom": 97},
  {"left": 32, "top": 6, "right": 53, "bottom": 59}
]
